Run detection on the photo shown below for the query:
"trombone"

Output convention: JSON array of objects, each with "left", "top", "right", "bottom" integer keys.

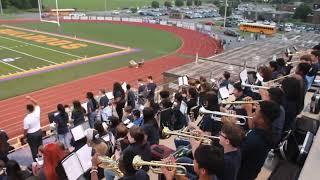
[
  {"left": 265, "top": 73, "right": 293, "bottom": 84},
  {"left": 199, "top": 107, "right": 251, "bottom": 125},
  {"left": 241, "top": 82, "right": 270, "bottom": 90},
  {"left": 162, "top": 127, "right": 219, "bottom": 144},
  {"left": 221, "top": 100, "right": 263, "bottom": 105},
  {"left": 132, "top": 155, "right": 193, "bottom": 176}
]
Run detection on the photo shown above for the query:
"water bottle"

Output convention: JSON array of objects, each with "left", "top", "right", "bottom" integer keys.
[{"left": 310, "top": 92, "right": 316, "bottom": 113}]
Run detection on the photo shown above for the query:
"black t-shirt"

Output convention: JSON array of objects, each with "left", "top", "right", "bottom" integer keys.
[
  {"left": 142, "top": 123, "right": 160, "bottom": 145},
  {"left": 54, "top": 112, "right": 69, "bottom": 134},
  {"left": 71, "top": 109, "right": 85, "bottom": 127},
  {"left": 122, "top": 143, "right": 152, "bottom": 171},
  {"left": 223, "top": 149, "right": 241, "bottom": 180},
  {"left": 238, "top": 129, "right": 272, "bottom": 180},
  {"left": 199, "top": 114, "right": 222, "bottom": 136},
  {"left": 99, "top": 95, "right": 109, "bottom": 108},
  {"left": 121, "top": 169, "right": 150, "bottom": 180},
  {"left": 147, "top": 82, "right": 157, "bottom": 98}
]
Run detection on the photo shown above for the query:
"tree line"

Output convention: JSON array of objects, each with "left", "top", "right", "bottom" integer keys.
[{"left": 1, "top": 0, "right": 38, "bottom": 9}]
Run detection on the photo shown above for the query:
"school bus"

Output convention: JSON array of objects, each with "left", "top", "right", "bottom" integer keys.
[
  {"left": 239, "top": 23, "right": 277, "bottom": 35},
  {"left": 47, "top": 8, "right": 76, "bottom": 16}
]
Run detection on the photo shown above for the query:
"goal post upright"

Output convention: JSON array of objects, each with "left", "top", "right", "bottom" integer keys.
[{"left": 38, "top": 0, "right": 60, "bottom": 27}]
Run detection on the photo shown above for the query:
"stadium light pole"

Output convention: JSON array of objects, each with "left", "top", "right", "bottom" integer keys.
[
  {"left": 223, "top": 0, "right": 228, "bottom": 28},
  {"left": 0, "top": 0, "right": 3, "bottom": 15}
]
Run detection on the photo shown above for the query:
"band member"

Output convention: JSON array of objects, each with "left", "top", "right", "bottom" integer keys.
[{"left": 238, "top": 101, "right": 280, "bottom": 180}]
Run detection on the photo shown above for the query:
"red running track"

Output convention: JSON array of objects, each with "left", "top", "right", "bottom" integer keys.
[{"left": 0, "top": 20, "right": 222, "bottom": 139}]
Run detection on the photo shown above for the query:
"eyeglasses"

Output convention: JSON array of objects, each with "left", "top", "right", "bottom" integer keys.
[{"left": 219, "top": 132, "right": 228, "bottom": 139}]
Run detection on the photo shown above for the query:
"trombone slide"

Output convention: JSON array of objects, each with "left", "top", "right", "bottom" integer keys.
[
  {"left": 241, "top": 83, "right": 270, "bottom": 89},
  {"left": 221, "top": 100, "right": 263, "bottom": 105},
  {"left": 199, "top": 107, "right": 253, "bottom": 119}
]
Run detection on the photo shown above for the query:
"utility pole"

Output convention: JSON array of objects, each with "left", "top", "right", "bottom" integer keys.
[
  {"left": 223, "top": 0, "right": 228, "bottom": 28},
  {"left": 104, "top": 0, "right": 107, "bottom": 12}
]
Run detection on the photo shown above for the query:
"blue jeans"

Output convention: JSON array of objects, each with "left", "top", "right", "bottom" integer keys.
[
  {"left": 88, "top": 112, "right": 97, "bottom": 128},
  {"left": 58, "top": 133, "right": 70, "bottom": 148},
  {"left": 104, "top": 169, "right": 115, "bottom": 180},
  {"left": 174, "top": 138, "right": 190, "bottom": 149}
]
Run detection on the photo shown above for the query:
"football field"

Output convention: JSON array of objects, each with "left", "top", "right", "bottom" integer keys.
[{"left": 0, "top": 25, "right": 133, "bottom": 80}]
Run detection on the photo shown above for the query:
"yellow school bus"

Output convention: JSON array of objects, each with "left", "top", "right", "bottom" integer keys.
[{"left": 239, "top": 23, "right": 277, "bottom": 35}]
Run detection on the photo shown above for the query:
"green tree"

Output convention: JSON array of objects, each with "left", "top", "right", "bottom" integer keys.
[
  {"left": 164, "top": 1, "right": 172, "bottom": 8},
  {"left": 219, "top": 6, "right": 231, "bottom": 16},
  {"left": 186, "top": 0, "right": 193, "bottom": 6},
  {"left": 9, "top": 0, "right": 32, "bottom": 9},
  {"left": 213, "top": 0, "right": 220, "bottom": 6},
  {"left": 130, "top": 7, "right": 137, "bottom": 13},
  {"left": 194, "top": 0, "right": 202, "bottom": 6},
  {"left": 151, "top": 1, "right": 160, "bottom": 8},
  {"left": 29, "top": 0, "right": 38, "bottom": 8},
  {"left": 1, "top": 0, "right": 10, "bottom": 8},
  {"left": 293, "top": 4, "right": 312, "bottom": 20},
  {"left": 175, "top": 0, "right": 184, "bottom": 7}
]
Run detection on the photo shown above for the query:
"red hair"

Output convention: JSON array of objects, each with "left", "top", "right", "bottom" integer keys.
[{"left": 43, "top": 143, "right": 68, "bottom": 180}]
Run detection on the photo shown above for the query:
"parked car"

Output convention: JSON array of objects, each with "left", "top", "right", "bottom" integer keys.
[{"left": 223, "top": 29, "right": 239, "bottom": 37}]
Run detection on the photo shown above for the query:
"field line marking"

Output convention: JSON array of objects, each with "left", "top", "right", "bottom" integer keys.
[
  {"left": 2, "top": 25, "right": 128, "bottom": 50},
  {"left": 0, "top": 36, "right": 82, "bottom": 58},
  {"left": 0, "top": 45, "right": 58, "bottom": 65},
  {"left": 0, "top": 60, "right": 25, "bottom": 71}
]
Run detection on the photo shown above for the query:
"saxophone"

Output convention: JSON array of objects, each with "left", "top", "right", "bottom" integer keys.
[{"left": 98, "top": 155, "right": 124, "bottom": 177}]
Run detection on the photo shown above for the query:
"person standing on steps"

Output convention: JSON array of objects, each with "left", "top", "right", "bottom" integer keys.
[{"left": 23, "top": 96, "right": 43, "bottom": 161}]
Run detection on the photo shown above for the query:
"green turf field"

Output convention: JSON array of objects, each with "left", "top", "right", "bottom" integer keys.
[
  {"left": 43, "top": 0, "right": 167, "bottom": 11},
  {"left": 0, "top": 22, "right": 181, "bottom": 100}
]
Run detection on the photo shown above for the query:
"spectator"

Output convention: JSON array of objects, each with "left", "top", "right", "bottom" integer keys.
[
  {"left": 71, "top": 100, "right": 86, "bottom": 127},
  {"left": 122, "top": 106, "right": 133, "bottom": 122},
  {"left": 220, "top": 71, "right": 231, "bottom": 88},
  {"left": 23, "top": 96, "right": 43, "bottom": 161},
  {"left": 137, "top": 79, "right": 148, "bottom": 105},
  {"left": 146, "top": 76, "right": 157, "bottom": 100},
  {"left": 126, "top": 84, "right": 136, "bottom": 109},
  {"left": 0, "top": 130, "right": 9, "bottom": 164},
  {"left": 54, "top": 104, "right": 70, "bottom": 149},
  {"left": 98, "top": 89, "right": 109, "bottom": 109},
  {"left": 142, "top": 107, "right": 160, "bottom": 145},
  {"left": 86, "top": 92, "right": 98, "bottom": 128},
  {"left": 113, "top": 82, "right": 126, "bottom": 120},
  {"left": 6, "top": 160, "right": 32, "bottom": 180},
  {"left": 132, "top": 109, "right": 143, "bottom": 126}
]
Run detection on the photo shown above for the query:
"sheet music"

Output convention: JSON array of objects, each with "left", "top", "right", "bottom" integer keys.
[
  {"left": 240, "top": 69, "right": 248, "bottom": 83},
  {"left": 219, "top": 87, "right": 230, "bottom": 99},
  {"left": 71, "top": 125, "right": 85, "bottom": 141},
  {"left": 106, "top": 92, "right": 114, "bottom": 99},
  {"left": 122, "top": 82, "right": 127, "bottom": 92},
  {"left": 76, "top": 144, "right": 93, "bottom": 173},
  {"left": 180, "top": 101, "right": 188, "bottom": 114},
  {"left": 62, "top": 153, "right": 84, "bottom": 180},
  {"left": 183, "top": 76, "right": 188, "bottom": 85},
  {"left": 256, "top": 72, "right": 264, "bottom": 82},
  {"left": 127, "top": 123, "right": 134, "bottom": 129},
  {"left": 178, "top": 77, "right": 183, "bottom": 86},
  {"left": 123, "top": 119, "right": 131, "bottom": 124}
]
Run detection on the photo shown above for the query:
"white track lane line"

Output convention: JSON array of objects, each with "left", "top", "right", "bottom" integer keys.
[
  {"left": 0, "top": 36, "right": 82, "bottom": 58},
  {"left": 0, "top": 60, "right": 26, "bottom": 71},
  {"left": 0, "top": 45, "right": 58, "bottom": 65}
]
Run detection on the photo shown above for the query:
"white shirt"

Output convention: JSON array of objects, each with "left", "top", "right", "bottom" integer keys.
[{"left": 23, "top": 106, "right": 41, "bottom": 133}]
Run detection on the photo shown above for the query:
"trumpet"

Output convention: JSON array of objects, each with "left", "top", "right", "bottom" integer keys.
[
  {"left": 221, "top": 100, "right": 263, "bottom": 105},
  {"left": 98, "top": 156, "right": 124, "bottom": 177},
  {"left": 162, "top": 127, "right": 219, "bottom": 144},
  {"left": 132, "top": 155, "right": 193, "bottom": 176}
]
